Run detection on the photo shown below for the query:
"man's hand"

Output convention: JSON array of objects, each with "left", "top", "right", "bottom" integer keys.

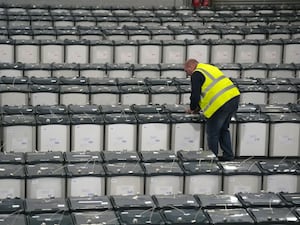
[{"left": 186, "top": 108, "right": 200, "bottom": 114}]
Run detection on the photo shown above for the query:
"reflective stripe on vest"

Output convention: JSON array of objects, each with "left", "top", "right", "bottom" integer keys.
[
  {"left": 194, "top": 63, "right": 240, "bottom": 118},
  {"left": 197, "top": 68, "right": 227, "bottom": 97}
]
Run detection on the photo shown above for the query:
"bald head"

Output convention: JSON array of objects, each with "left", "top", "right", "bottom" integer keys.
[{"left": 184, "top": 59, "right": 199, "bottom": 76}]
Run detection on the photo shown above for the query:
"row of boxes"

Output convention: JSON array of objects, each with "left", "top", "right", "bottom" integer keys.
[
  {"left": 0, "top": 38, "right": 299, "bottom": 64},
  {"left": 1, "top": 4, "right": 300, "bottom": 16},
  {"left": 1, "top": 13, "right": 300, "bottom": 28},
  {"left": 0, "top": 103, "right": 299, "bottom": 156},
  {"left": 0, "top": 193, "right": 300, "bottom": 224},
  {"left": 0, "top": 76, "right": 298, "bottom": 106},
  {"left": 0, "top": 151, "right": 299, "bottom": 198},
  {"left": 1, "top": 24, "right": 300, "bottom": 41},
  {"left": 0, "top": 62, "right": 299, "bottom": 79}
]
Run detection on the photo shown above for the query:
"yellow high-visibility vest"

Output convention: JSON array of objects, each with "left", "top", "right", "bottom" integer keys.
[{"left": 193, "top": 63, "right": 240, "bottom": 118}]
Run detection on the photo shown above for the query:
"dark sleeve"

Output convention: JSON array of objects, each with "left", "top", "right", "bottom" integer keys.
[{"left": 190, "top": 71, "right": 205, "bottom": 111}]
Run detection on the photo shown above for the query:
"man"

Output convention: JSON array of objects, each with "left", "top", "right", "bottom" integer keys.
[{"left": 184, "top": 59, "right": 240, "bottom": 161}]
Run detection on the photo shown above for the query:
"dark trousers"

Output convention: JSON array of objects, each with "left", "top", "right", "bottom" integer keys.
[{"left": 205, "top": 96, "right": 240, "bottom": 159}]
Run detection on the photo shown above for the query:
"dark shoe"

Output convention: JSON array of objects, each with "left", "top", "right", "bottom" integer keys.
[{"left": 218, "top": 156, "right": 234, "bottom": 162}]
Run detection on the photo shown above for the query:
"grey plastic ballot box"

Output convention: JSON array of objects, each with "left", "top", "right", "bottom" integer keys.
[
  {"left": 52, "top": 63, "right": 80, "bottom": 78},
  {"left": 132, "top": 63, "right": 160, "bottom": 79},
  {"left": 131, "top": 104, "right": 164, "bottom": 114},
  {"left": 117, "top": 78, "right": 145, "bottom": 86},
  {"left": 117, "top": 209, "right": 165, "bottom": 225},
  {"left": 59, "top": 85, "right": 90, "bottom": 105},
  {"left": 249, "top": 207, "right": 299, "bottom": 224},
  {"left": 162, "top": 40, "right": 186, "bottom": 64},
  {"left": 114, "top": 40, "right": 138, "bottom": 64},
  {"left": 136, "top": 113, "right": 171, "bottom": 151},
  {"left": 138, "top": 40, "right": 162, "bottom": 64},
  {"left": 162, "top": 104, "right": 188, "bottom": 114},
  {"left": 24, "top": 63, "right": 52, "bottom": 78},
  {"left": 237, "top": 192, "right": 286, "bottom": 208},
  {"left": 0, "top": 196, "right": 24, "bottom": 213},
  {"left": 36, "top": 114, "right": 70, "bottom": 152},
  {"left": 143, "top": 162, "right": 184, "bottom": 195},
  {"left": 79, "top": 63, "right": 106, "bottom": 79},
  {"left": 27, "top": 213, "right": 74, "bottom": 225},
  {"left": 0, "top": 39, "right": 14, "bottom": 63},
  {"left": 101, "top": 105, "right": 133, "bottom": 114},
  {"left": 40, "top": 40, "right": 64, "bottom": 63},
  {"left": 0, "top": 152, "right": 25, "bottom": 164},
  {"left": 90, "top": 85, "right": 120, "bottom": 105},
  {"left": 240, "top": 63, "right": 268, "bottom": 79},
  {"left": 173, "top": 27, "right": 197, "bottom": 40},
  {"left": 2, "top": 105, "right": 35, "bottom": 115},
  {"left": 177, "top": 150, "right": 218, "bottom": 162},
  {"left": 258, "top": 104, "right": 292, "bottom": 113},
  {"left": 181, "top": 161, "right": 222, "bottom": 195},
  {"left": 2, "top": 115, "right": 36, "bottom": 152},
  {"left": 64, "top": 39, "right": 89, "bottom": 64},
  {"left": 25, "top": 198, "right": 68, "bottom": 214},
  {"left": 105, "top": 162, "right": 144, "bottom": 196},
  {"left": 235, "top": 112, "right": 270, "bottom": 157},
  {"left": 0, "top": 214, "right": 27, "bottom": 225},
  {"left": 68, "top": 104, "right": 100, "bottom": 114},
  {"left": 210, "top": 39, "right": 235, "bottom": 64},
  {"left": 169, "top": 113, "right": 205, "bottom": 152},
  {"left": 72, "top": 211, "right": 120, "bottom": 225},
  {"left": 178, "top": 85, "right": 192, "bottom": 105},
  {"left": 64, "top": 152, "right": 102, "bottom": 164},
  {"left": 195, "top": 194, "right": 243, "bottom": 209},
  {"left": 30, "top": 84, "right": 59, "bottom": 106},
  {"left": 25, "top": 152, "right": 64, "bottom": 164},
  {"left": 66, "top": 163, "right": 105, "bottom": 197},
  {"left": 279, "top": 193, "right": 300, "bottom": 207},
  {"left": 68, "top": 196, "right": 112, "bottom": 211},
  {"left": 102, "top": 28, "right": 128, "bottom": 41},
  {"left": 214, "top": 63, "right": 241, "bottom": 79},
  {"left": 102, "top": 151, "right": 140, "bottom": 163},
  {"left": 145, "top": 77, "right": 174, "bottom": 86},
  {"left": 160, "top": 63, "right": 185, "bottom": 79},
  {"left": 0, "top": 84, "right": 29, "bottom": 106},
  {"left": 268, "top": 113, "right": 300, "bottom": 157},
  {"left": 234, "top": 39, "right": 259, "bottom": 64},
  {"left": 153, "top": 194, "right": 199, "bottom": 209},
  {"left": 179, "top": 85, "right": 192, "bottom": 105},
  {"left": 238, "top": 84, "right": 268, "bottom": 104},
  {"left": 197, "top": 28, "right": 221, "bottom": 40},
  {"left": 258, "top": 159, "right": 300, "bottom": 193},
  {"left": 0, "top": 63, "right": 23, "bottom": 77},
  {"left": 186, "top": 39, "right": 210, "bottom": 64},
  {"left": 162, "top": 208, "right": 209, "bottom": 225},
  {"left": 237, "top": 103, "right": 260, "bottom": 113},
  {"left": 267, "top": 63, "right": 296, "bottom": 78},
  {"left": 128, "top": 29, "right": 151, "bottom": 41},
  {"left": 119, "top": 85, "right": 149, "bottom": 105},
  {"left": 15, "top": 39, "right": 39, "bottom": 63},
  {"left": 90, "top": 40, "right": 114, "bottom": 64},
  {"left": 220, "top": 160, "right": 262, "bottom": 194},
  {"left": 205, "top": 208, "right": 255, "bottom": 224},
  {"left": 104, "top": 114, "right": 137, "bottom": 151},
  {"left": 139, "top": 150, "right": 177, "bottom": 163},
  {"left": 258, "top": 39, "right": 283, "bottom": 64},
  {"left": 26, "top": 163, "right": 66, "bottom": 198},
  {"left": 35, "top": 105, "right": 68, "bottom": 115},
  {"left": 70, "top": 114, "right": 105, "bottom": 152},
  {"left": 266, "top": 84, "right": 298, "bottom": 104},
  {"left": 106, "top": 63, "right": 133, "bottom": 79},
  {"left": 111, "top": 195, "right": 155, "bottom": 210}
]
